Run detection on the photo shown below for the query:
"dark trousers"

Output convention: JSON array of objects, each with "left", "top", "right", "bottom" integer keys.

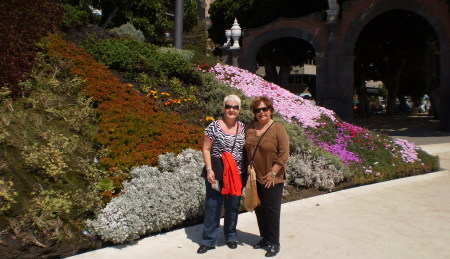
[
  {"left": 255, "top": 182, "right": 284, "bottom": 245},
  {"left": 201, "top": 176, "right": 242, "bottom": 246}
]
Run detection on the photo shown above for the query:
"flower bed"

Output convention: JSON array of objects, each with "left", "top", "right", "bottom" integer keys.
[
  {"left": 45, "top": 35, "right": 203, "bottom": 194},
  {"left": 206, "top": 64, "right": 432, "bottom": 179}
]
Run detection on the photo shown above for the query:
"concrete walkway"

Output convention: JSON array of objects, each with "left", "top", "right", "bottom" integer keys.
[{"left": 69, "top": 142, "right": 450, "bottom": 259}]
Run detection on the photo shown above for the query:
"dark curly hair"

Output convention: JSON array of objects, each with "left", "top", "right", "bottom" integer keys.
[{"left": 250, "top": 96, "right": 274, "bottom": 119}]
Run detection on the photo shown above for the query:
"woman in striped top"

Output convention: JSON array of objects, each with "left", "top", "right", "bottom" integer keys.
[{"left": 197, "top": 95, "right": 246, "bottom": 254}]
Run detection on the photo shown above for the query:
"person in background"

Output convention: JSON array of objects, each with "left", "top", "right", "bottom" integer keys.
[
  {"left": 245, "top": 96, "right": 289, "bottom": 257},
  {"left": 197, "top": 94, "right": 246, "bottom": 254}
]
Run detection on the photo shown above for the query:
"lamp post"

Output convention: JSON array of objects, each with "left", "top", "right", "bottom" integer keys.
[{"left": 174, "top": 0, "right": 184, "bottom": 49}]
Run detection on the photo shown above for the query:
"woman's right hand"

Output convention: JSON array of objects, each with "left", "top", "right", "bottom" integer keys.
[{"left": 206, "top": 170, "right": 215, "bottom": 184}]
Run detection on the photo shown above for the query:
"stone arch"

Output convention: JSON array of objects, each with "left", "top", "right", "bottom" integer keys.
[
  {"left": 240, "top": 26, "right": 325, "bottom": 73},
  {"left": 239, "top": 14, "right": 327, "bottom": 72},
  {"left": 340, "top": 0, "right": 450, "bottom": 130},
  {"left": 342, "top": 0, "right": 449, "bottom": 56}
]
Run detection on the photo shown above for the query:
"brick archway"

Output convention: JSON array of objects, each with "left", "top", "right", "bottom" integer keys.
[
  {"left": 339, "top": 0, "right": 450, "bottom": 130},
  {"left": 239, "top": 0, "right": 450, "bottom": 130},
  {"left": 239, "top": 15, "right": 327, "bottom": 73}
]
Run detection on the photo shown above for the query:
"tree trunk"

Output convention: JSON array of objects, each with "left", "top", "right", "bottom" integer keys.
[
  {"left": 423, "top": 40, "right": 440, "bottom": 119},
  {"left": 263, "top": 59, "right": 277, "bottom": 83},
  {"left": 277, "top": 64, "right": 290, "bottom": 86},
  {"left": 356, "top": 83, "right": 371, "bottom": 118},
  {"left": 102, "top": 2, "right": 119, "bottom": 29},
  {"left": 385, "top": 74, "right": 400, "bottom": 116}
]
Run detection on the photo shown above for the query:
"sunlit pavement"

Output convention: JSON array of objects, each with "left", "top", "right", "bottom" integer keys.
[{"left": 69, "top": 140, "right": 450, "bottom": 259}]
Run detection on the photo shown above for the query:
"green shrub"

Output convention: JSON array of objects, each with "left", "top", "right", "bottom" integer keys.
[
  {"left": 196, "top": 73, "right": 253, "bottom": 124},
  {"left": 23, "top": 133, "right": 77, "bottom": 179},
  {"left": 83, "top": 38, "right": 202, "bottom": 84},
  {"left": 157, "top": 47, "right": 194, "bottom": 62},
  {"left": 96, "top": 178, "right": 115, "bottom": 193},
  {"left": 60, "top": 3, "right": 90, "bottom": 30},
  {"left": 83, "top": 38, "right": 157, "bottom": 72},
  {"left": 0, "top": 179, "right": 17, "bottom": 212},
  {"left": 24, "top": 190, "right": 73, "bottom": 240}
]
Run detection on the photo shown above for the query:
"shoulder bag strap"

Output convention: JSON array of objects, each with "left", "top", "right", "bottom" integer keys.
[
  {"left": 250, "top": 121, "right": 276, "bottom": 164},
  {"left": 230, "top": 122, "right": 240, "bottom": 153}
]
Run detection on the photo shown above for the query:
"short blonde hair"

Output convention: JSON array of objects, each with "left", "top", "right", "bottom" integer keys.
[{"left": 223, "top": 94, "right": 241, "bottom": 107}]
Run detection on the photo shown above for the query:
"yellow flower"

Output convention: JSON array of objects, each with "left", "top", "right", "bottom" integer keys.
[{"left": 205, "top": 116, "right": 215, "bottom": 122}]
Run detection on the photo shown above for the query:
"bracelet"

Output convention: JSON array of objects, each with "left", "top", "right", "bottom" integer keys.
[
  {"left": 206, "top": 168, "right": 212, "bottom": 171},
  {"left": 270, "top": 171, "right": 276, "bottom": 176}
]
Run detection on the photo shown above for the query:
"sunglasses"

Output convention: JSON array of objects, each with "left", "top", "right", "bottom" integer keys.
[
  {"left": 225, "top": 104, "right": 240, "bottom": 110},
  {"left": 253, "top": 107, "right": 270, "bottom": 113}
]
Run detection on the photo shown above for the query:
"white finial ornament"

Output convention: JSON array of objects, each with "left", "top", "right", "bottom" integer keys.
[{"left": 230, "top": 18, "right": 241, "bottom": 49}]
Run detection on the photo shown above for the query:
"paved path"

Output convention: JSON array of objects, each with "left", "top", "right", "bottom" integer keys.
[{"left": 69, "top": 121, "right": 450, "bottom": 259}]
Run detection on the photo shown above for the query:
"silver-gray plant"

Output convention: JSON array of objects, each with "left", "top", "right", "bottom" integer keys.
[
  {"left": 110, "top": 22, "right": 146, "bottom": 42},
  {"left": 86, "top": 149, "right": 205, "bottom": 243},
  {"left": 286, "top": 153, "right": 347, "bottom": 191},
  {"left": 87, "top": 144, "right": 348, "bottom": 244}
]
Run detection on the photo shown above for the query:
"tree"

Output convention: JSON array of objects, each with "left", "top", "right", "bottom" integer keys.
[{"left": 92, "top": 0, "right": 199, "bottom": 44}]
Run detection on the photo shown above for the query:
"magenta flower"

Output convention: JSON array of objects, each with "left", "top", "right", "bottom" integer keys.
[{"left": 201, "top": 63, "right": 420, "bottom": 165}]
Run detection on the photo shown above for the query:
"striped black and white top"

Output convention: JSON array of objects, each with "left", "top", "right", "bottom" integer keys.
[{"left": 205, "top": 120, "right": 246, "bottom": 174}]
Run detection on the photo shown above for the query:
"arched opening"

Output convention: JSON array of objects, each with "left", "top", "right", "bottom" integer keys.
[
  {"left": 255, "top": 37, "right": 317, "bottom": 99},
  {"left": 353, "top": 10, "right": 440, "bottom": 124}
]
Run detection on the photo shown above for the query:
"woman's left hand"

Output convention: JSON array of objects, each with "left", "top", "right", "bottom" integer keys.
[{"left": 263, "top": 172, "right": 276, "bottom": 188}]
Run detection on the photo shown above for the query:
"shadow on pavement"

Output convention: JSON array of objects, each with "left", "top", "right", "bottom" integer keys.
[
  {"left": 354, "top": 114, "right": 450, "bottom": 145},
  {"left": 184, "top": 223, "right": 260, "bottom": 248}
]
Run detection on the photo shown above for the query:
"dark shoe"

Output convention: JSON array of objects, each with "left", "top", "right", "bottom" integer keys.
[
  {"left": 253, "top": 239, "right": 270, "bottom": 249},
  {"left": 226, "top": 241, "right": 238, "bottom": 249},
  {"left": 197, "top": 245, "right": 215, "bottom": 254},
  {"left": 265, "top": 244, "right": 280, "bottom": 257}
]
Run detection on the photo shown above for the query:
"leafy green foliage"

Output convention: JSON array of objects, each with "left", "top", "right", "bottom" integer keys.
[
  {"left": 24, "top": 190, "right": 74, "bottom": 240},
  {"left": 60, "top": 3, "right": 90, "bottom": 29},
  {"left": 0, "top": 48, "right": 103, "bottom": 253},
  {"left": 83, "top": 38, "right": 201, "bottom": 83},
  {"left": 83, "top": 38, "right": 157, "bottom": 72},
  {"left": 23, "top": 133, "right": 79, "bottom": 179},
  {"left": 93, "top": 0, "right": 199, "bottom": 44},
  {"left": 0, "top": 179, "right": 17, "bottom": 211}
]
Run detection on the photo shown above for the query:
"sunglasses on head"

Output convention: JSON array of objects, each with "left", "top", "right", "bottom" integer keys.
[
  {"left": 253, "top": 107, "right": 270, "bottom": 113},
  {"left": 225, "top": 104, "right": 240, "bottom": 110}
]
